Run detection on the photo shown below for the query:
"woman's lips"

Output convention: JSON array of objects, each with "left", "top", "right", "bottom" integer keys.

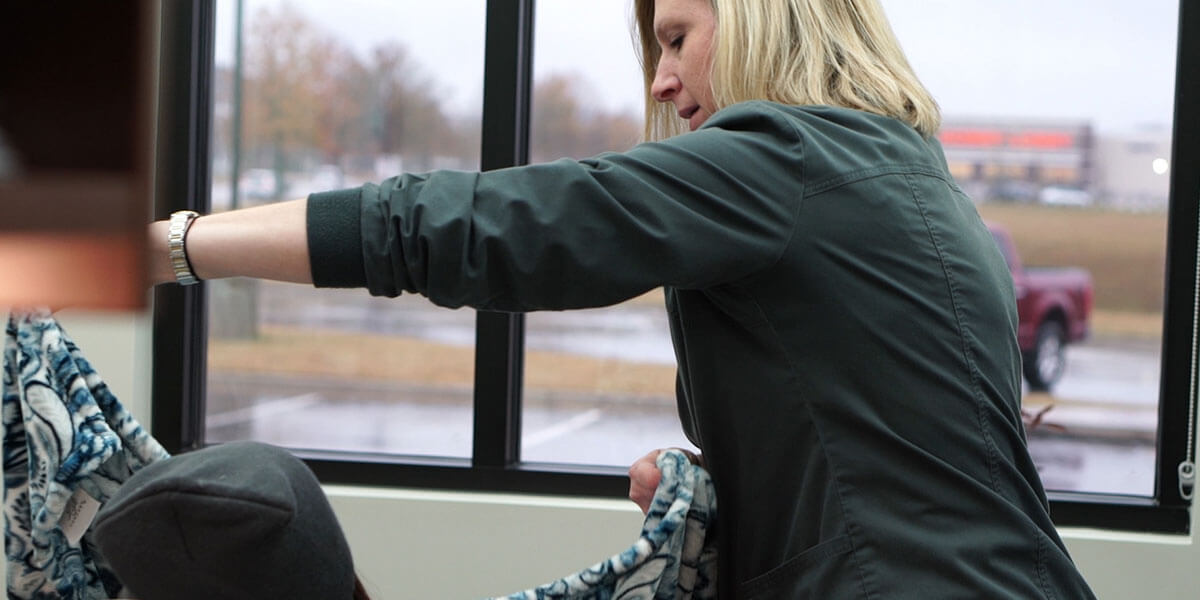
[{"left": 680, "top": 106, "right": 701, "bottom": 130}]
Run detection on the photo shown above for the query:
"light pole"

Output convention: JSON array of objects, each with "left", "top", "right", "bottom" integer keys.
[{"left": 230, "top": 0, "right": 244, "bottom": 211}]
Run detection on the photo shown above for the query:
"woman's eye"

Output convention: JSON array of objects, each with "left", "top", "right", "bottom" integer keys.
[{"left": 670, "top": 35, "right": 684, "bottom": 49}]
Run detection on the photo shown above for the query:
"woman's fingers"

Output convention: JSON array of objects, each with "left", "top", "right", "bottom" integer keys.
[{"left": 628, "top": 449, "right": 663, "bottom": 514}]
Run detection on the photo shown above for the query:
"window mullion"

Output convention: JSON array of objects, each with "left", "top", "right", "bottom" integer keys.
[
  {"left": 1150, "top": 0, "right": 1200, "bottom": 509},
  {"left": 472, "top": 0, "right": 535, "bottom": 468},
  {"left": 151, "top": 0, "right": 215, "bottom": 454}
]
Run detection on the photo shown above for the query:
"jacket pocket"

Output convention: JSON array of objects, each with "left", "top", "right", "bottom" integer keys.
[{"left": 737, "top": 534, "right": 855, "bottom": 600}]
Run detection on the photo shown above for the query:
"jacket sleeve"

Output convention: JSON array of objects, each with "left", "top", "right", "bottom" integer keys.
[{"left": 306, "top": 101, "right": 806, "bottom": 312}]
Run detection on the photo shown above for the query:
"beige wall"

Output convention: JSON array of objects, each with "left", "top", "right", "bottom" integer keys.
[
  {"left": 52, "top": 313, "right": 1199, "bottom": 599},
  {"left": 326, "top": 487, "right": 1199, "bottom": 599}
]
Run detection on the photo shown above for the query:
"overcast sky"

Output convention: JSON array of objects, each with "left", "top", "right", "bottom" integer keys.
[{"left": 215, "top": 0, "right": 1180, "bottom": 135}]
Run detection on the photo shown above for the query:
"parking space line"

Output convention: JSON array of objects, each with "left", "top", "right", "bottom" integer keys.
[
  {"left": 522, "top": 408, "right": 604, "bottom": 449},
  {"left": 206, "top": 394, "right": 323, "bottom": 429}
]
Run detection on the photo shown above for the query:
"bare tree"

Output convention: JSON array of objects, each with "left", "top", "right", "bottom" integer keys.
[
  {"left": 311, "top": 39, "right": 370, "bottom": 165},
  {"left": 531, "top": 73, "right": 642, "bottom": 162},
  {"left": 242, "top": 5, "right": 329, "bottom": 193},
  {"left": 237, "top": 9, "right": 638, "bottom": 184},
  {"left": 368, "top": 43, "right": 467, "bottom": 170}
]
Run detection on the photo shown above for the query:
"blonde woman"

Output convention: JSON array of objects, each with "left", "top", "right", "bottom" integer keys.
[{"left": 150, "top": 0, "right": 1095, "bottom": 597}]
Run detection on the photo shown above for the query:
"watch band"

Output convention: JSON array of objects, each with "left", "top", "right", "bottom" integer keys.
[{"left": 167, "top": 210, "right": 202, "bottom": 285}]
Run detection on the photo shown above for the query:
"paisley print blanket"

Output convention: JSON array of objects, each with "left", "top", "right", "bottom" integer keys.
[
  {"left": 1, "top": 309, "right": 718, "bottom": 599},
  {"left": 3, "top": 310, "right": 169, "bottom": 599},
  {"left": 495, "top": 449, "right": 718, "bottom": 600}
]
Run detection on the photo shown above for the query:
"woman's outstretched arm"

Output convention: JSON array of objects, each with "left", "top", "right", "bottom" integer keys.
[{"left": 147, "top": 198, "right": 312, "bottom": 286}]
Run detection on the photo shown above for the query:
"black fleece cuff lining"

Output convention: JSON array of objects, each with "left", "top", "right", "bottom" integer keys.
[{"left": 306, "top": 188, "right": 367, "bottom": 288}]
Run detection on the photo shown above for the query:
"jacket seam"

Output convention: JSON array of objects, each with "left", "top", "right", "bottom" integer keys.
[
  {"left": 1037, "top": 527, "right": 1057, "bottom": 600},
  {"left": 738, "top": 534, "right": 854, "bottom": 599},
  {"left": 737, "top": 103, "right": 808, "bottom": 289},
  {"left": 905, "top": 172, "right": 1004, "bottom": 494},
  {"left": 806, "top": 163, "right": 952, "bottom": 199}
]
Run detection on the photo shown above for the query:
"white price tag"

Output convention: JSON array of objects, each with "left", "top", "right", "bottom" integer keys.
[{"left": 60, "top": 488, "right": 102, "bottom": 546}]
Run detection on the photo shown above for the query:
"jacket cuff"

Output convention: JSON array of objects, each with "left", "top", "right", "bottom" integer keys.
[{"left": 306, "top": 188, "right": 366, "bottom": 288}]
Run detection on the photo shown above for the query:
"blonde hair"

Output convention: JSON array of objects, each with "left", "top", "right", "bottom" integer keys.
[{"left": 634, "top": 0, "right": 940, "bottom": 140}]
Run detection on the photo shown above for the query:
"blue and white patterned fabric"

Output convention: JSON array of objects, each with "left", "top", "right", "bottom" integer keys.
[
  {"left": 2, "top": 309, "right": 169, "bottom": 599},
  {"left": 496, "top": 449, "right": 718, "bottom": 600}
]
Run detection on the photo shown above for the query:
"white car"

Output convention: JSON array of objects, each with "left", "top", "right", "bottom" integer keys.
[
  {"left": 239, "top": 168, "right": 278, "bottom": 200},
  {"left": 310, "top": 164, "right": 345, "bottom": 192},
  {"left": 1039, "top": 186, "right": 1092, "bottom": 207}
]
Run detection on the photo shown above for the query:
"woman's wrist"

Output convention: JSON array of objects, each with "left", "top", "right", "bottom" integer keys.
[{"left": 146, "top": 199, "right": 313, "bottom": 287}]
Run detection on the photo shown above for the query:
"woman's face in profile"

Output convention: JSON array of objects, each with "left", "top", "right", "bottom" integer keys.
[{"left": 649, "top": 0, "right": 717, "bottom": 131}]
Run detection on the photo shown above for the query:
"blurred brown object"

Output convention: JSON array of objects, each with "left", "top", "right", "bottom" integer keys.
[{"left": 0, "top": 2, "right": 153, "bottom": 309}]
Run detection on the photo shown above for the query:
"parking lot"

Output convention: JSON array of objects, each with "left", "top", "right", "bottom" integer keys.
[{"left": 206, "top": 280, "right": 1162, "bottom": 496}]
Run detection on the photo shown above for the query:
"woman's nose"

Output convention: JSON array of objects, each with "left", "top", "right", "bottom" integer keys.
[{"left": 651, "top": 60, "right": 679, "bottom": 103}]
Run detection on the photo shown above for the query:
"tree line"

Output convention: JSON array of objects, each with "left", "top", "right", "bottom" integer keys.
[{"left": 215, "top": 4, "right": 644, "bottom": 186}]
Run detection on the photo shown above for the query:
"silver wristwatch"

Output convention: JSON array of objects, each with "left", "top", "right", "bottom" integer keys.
[{"left": 167, "top": 210, "right": 201, "bottom": 285}]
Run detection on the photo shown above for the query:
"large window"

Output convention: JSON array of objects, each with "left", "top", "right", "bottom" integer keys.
[
  {"left": 202, "top": 0, "right": 486, "bottom": 458},
  {"left": 886, "top": 0, "right": 1180, "bottom": 499},
  {"left": 520, "top": 3, "right": 691, "bottom": 467},
  {"left": 154, "top": 1, "right": 1199, "bottom": 530}
]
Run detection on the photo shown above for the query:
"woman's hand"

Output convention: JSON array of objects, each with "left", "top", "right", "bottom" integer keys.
[
  {"left": 628, "top": 449, "right": 663, "bottom": 515},
  {"left": 628, "top": 447, "right": 702, "bottom": 515}
]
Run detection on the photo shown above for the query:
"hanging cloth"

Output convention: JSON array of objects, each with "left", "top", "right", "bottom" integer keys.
[
  {"left": 2, "top": 309, "right": 169, "bottom": 599},
  {"left": 494, "top": 449, "right": 718, "bottom": 600}
]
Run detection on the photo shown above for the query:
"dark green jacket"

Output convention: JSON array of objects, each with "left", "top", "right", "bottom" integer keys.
[{"left": 307, "top": 101, "right": 1096, "bottom": 599}]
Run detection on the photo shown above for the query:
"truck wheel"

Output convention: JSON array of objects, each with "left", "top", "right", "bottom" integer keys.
[{"left": 1024, "top": 320, "right": 1066, "bottom": 392}]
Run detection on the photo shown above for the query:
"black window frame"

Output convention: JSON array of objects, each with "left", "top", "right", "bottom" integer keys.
[{"left": 153, "top": 0, "right": 1199, "bottom": 532}]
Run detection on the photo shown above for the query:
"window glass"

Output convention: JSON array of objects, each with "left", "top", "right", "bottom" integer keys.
[
  {"left": 886, "top": 0, "right": 1177, "bottom": 495},
  {"left": 205, "top": 0, "right": 485, "bottom": 457},
  {"left": 521, "top": 1, "right": 1179, "bottom": 497},
  {"left": 521, "top": 2, "right": 695, "bottom": 466},
  {"left": 201, "top": 0, "right": 1183, "bottom": 498}
]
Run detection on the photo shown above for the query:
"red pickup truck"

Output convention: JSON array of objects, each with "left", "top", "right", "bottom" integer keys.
[{"left": 988, "top": 223, "right": 1093, "bottom": 391}]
